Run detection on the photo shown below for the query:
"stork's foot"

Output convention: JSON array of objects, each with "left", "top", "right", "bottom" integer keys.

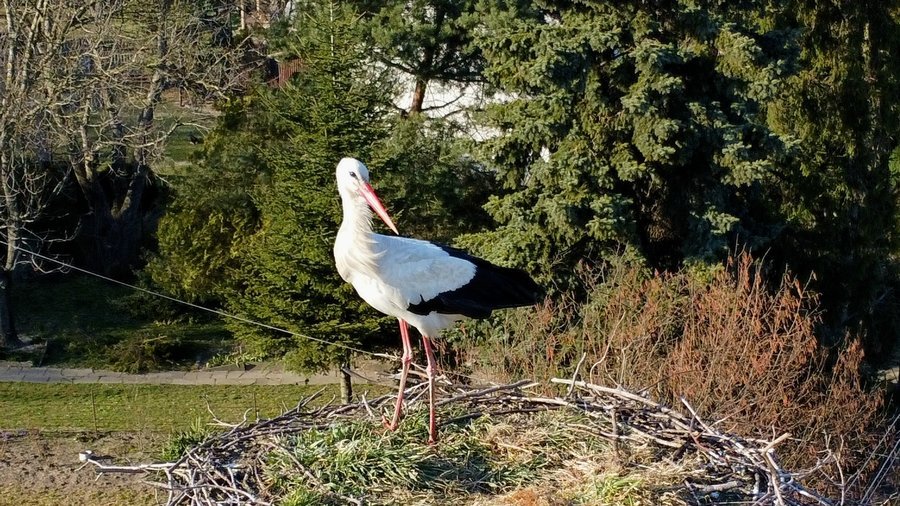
[{"left": 382, "top": 414, "right": 400, "bottom": 431}]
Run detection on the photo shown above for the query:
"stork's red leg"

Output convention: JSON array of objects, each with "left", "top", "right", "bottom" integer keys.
[
  {"left": 422, "top": 334, "right": 438, "bottom": 444},
  {"left": 387, "top": 319, "right": 413, "bottom": 430}
]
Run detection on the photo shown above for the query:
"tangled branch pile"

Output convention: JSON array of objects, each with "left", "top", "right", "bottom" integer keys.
[{"left": 83, "top": 379, "right": 857, "bottom": 505}]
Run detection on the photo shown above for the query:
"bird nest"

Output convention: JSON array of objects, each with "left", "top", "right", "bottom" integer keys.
[{"left": 82, "top": 378, "right": 840, "bottom": 505}]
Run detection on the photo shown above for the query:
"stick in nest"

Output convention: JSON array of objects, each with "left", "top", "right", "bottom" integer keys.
[{"left": 78, "top": 379, "right": 844, "bottom": 506}]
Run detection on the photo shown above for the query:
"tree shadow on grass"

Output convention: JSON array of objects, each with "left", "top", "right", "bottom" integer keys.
[{"left": 6, "top": 274, "right": 232, "bottom": 371}]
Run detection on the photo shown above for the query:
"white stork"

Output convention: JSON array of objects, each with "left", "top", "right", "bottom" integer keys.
[{"left": 333, "top": 157, "right": 543, "bottom": 443}]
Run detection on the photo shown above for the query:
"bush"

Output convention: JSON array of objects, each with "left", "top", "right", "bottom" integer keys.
[
  {"left": 109, "top": 334, "right": 184, "bottom": 374},
  {"left": 462, "top": 253, "right": 890, "bottom": 487},
  {"left": 108, "top": 282, "right": 200, "bottom": 324}
]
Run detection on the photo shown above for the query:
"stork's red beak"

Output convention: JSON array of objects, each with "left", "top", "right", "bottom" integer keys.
[{"left": 360, "top": 183, "right": 399, "bottom": 235}]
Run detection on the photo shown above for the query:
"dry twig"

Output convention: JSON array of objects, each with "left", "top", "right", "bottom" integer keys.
[{"left": 80, "top": 378, "right": 851, "bottom": 505}]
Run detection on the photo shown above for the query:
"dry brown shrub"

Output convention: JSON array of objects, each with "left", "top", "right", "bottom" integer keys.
[
  {"left": 663, "top": 255, "right": 882, "bottom": 469},
  {"left": 464, "top": 252, "right": 889, "bottom": 484},
  {"left": 577, "top": 262, "right": 686, "bottom": 394},
  {"left": 458, "top": 286, "right": 580, "bottom": 384}
]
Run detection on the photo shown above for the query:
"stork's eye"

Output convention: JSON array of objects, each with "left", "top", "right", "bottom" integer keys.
[{"left": 349, "top": 171, "right": 358, "bottom": 179}]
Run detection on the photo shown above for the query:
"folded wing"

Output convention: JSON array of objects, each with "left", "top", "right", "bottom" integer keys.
[{"left": 371, "top": 235, "right": 543, "bottom": 319}]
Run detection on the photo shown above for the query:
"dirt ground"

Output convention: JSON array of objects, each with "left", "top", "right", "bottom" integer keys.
[{"left": 0, "top": 430, "right": 163, "bottom": 506}]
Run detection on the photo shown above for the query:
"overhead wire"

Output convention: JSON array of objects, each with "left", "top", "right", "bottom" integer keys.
[{"left": 1, "top": 239, "right": 401, "bottom": 362}]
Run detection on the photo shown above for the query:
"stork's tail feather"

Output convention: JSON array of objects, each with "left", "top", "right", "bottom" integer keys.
[{"left": 479, "top": 263, "right": 545, "bottom": 310}]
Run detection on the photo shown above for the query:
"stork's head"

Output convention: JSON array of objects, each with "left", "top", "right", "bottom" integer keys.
[{"left": 336, "top": 157, "right": 398, "bottom": 234}]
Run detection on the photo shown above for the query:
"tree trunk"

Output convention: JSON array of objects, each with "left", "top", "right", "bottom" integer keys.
[
  {"left": 407, "top": 5, "right": 446, "bottom": 115},
  {"left": 0, "top": 144, "right": 21, "bottom": 348},
  {"left": 339, "top": 359, "right": 352, "bottom": 404},
  {"left": 70, "top": 2, "right": 167, "bottom": 278},
  {"left": 73, "top": 161, "right": 150, "bottom": 278},
  {"left": 0, "top": 269, "right": 21, "bottom": 348},
  {"left": 410, "top": 77, "right": 428, "bottom": 114}
]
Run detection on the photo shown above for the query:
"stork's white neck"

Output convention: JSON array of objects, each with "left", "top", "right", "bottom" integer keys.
[
  {"left": 338, "top": 189, "right": 374, "bottom": 238},
  {"left": 335, "top": 189, "right": 382, "bottom": 280}
]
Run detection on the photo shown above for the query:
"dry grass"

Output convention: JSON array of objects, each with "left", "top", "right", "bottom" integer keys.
[
  {"left": 463, "top": 253, "right": 893, "bottom": 494},
  {"left": 0, "top": 430, "right": 162, "bottom": 506}
]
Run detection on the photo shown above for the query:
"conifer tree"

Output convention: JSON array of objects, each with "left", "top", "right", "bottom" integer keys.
[
  {"left": 371, "top": 115, "right": 498, "bottom": 244},
  {"left": 225, "top": 1, "right": 396, "bottom": 376},
  {"left": 149, "top": 0, "right": 500, "bottom": 381},
  {"left": 464, "top": 1, "right": 797, "bottom": 282},
  {"left": 766, "top": 1, "right": 900, "bottom": 352},
  {"left": 364, "top": 0, "right": 484, "bottom": 114},
  {"left": 146, "top": 99, "right": 265, "bottom": 304}
]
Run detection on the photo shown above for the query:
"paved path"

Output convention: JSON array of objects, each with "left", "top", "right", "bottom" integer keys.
[{"left": 0, "top": 360, "right": 393, "bottom": 386}]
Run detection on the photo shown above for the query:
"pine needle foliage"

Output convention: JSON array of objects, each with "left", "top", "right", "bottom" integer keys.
[
  {"left": 461, "top": 1, "right": 799, "bottom": 282},
  {"left": 765, "top": 2, "right": 900, "bottom": 352},
  {"left": 370, "top": 115, "right": 500, "bottom": 244},
  {"left": 224, "top": 1, "right": 398, "bottom": 371}
]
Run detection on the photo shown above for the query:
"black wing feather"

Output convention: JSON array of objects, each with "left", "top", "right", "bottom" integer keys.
[{"left": 407, "top": 245, "right": 543, "bottom": 319}]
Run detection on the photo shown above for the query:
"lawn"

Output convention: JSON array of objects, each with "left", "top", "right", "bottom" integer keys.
[
  {"left": 0, "top": 382, "right": 383, "bottom": 506},
  {"left": 0, "top": 382, "right": 352, "bottom": 432}
]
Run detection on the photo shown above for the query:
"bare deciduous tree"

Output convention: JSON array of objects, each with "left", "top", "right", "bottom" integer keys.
[
  {"left": 47, "top": 0, "right": 256, "bottom": 276},
  {"left": 0, "top": 0, "right": 256, "bottom": 348},
  {"left": 0, "top": 0, "right": 85, "bottom": 347}
]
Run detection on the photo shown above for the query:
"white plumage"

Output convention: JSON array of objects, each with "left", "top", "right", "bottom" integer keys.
[
  {"left": 333, "top": 157, "right": 541, "bottom": 443},
  {"left": 337, "top": 234, "right": 476, "bottom": 336}
]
